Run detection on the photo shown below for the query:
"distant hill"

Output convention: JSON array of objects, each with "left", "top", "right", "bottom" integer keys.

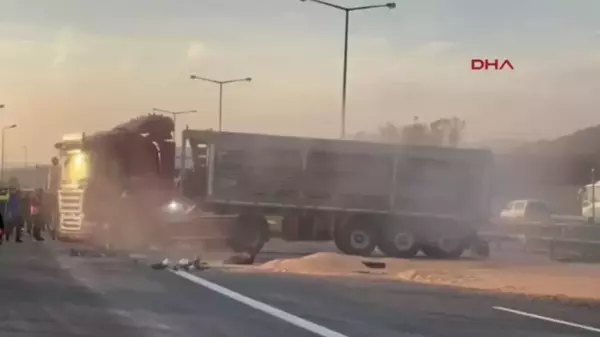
[
  {"left": 492, "top": 126, "right": 600, "bottom": 214},
  {"left": 515, "top": 124, "right": 600, "bottom": 156},
  {"left": 494, "top": 124, "right": 600, "bottom": 188}
]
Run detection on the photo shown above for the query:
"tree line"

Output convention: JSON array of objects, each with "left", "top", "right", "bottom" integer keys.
[{"left": 354, "top": 116, "right": 466, "bottom": 147}]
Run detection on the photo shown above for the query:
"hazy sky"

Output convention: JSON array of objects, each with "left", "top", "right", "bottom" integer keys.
[{"left": 0, "top": 0, "right": 599, "bottom": 164}]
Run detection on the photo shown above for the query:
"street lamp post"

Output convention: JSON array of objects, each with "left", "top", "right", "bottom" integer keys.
[
  {"left": 152, "top": 108, "right": 197, "bottom": 138},
  {"left": 300, "top": 0, "right": 396, "bottom": 138},
  {"left": 189, "top": 75, "right": 252, "bottom": 131},
  {"left": 23, "top": 146, "right": 28, "bottom": 168},
  {"left": 1, "top": 124, "right": 17, "bottom": 181},
  {"left": 592, "top": 168, "right": 596, "bottom": 223}
]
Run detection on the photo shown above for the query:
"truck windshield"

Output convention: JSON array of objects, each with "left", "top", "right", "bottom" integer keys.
[
  {"left": 527, "top": 201, "right": 550, "bottom": 215},
  {"left": 62, "top": 150, "right": 90, "bottom": 186}
]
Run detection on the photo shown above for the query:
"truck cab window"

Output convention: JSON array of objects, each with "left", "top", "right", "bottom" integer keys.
[
  {"left": 513, "top": 202, "right": 526, "bottom": 210},
  {"left": 527, "top": 201, "right": 550, "bottom": 215}
]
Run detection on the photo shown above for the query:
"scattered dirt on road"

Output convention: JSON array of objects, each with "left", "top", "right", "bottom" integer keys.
[
  {"left": 124, "top": 238, "right": 600, "bottom": 302},
  {"left": 258, "top": 252, "right": 368, "bottom": 274},
  {"left": 251, "top": 252, "right": 600, "bottom": 301}
]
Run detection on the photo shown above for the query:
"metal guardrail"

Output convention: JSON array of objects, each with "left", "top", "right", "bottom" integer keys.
[{"left": 482, "top": 220, "right": 600, "bottom": 260}]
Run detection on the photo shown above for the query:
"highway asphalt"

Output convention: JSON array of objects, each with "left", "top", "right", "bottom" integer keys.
[{"left": 1, "top": 240, "right": 599, "bottom": 337}]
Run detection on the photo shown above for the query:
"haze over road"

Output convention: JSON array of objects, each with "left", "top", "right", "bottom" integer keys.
[{"left": 1, "top": 240, "right": 598, "bottom": 337}]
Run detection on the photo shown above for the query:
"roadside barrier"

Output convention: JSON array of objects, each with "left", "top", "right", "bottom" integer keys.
[{"left": 482, "top": 220, "right": 600, "bottom": 261}]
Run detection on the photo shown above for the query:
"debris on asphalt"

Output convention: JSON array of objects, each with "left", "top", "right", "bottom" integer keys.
[
  {"left": 193, "top": 257, "right": 210, "bottom": 271},
  {"left": 69, "top": 248, "right": 82, "bottom": 257},
  {"left": 150, "top": 257, "right": 210, "bottom": 271},
  {"left": 151, "top": 258, "right": 170, "bottom": 270},
  {"left": 69, "top": 248, "right": 112, "bottom": 258},
  {"left": 223, "top": 252, "right": 254, "bottom": 265},
  {"left": 362, "top": 260, "right": 386, "bottom": 269},
  {"left": 172, "top": 258, "right": 192, "bottom": 271}
]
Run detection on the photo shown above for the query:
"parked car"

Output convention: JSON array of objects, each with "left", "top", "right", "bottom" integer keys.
[{"left": 499, "top": 199, "right": 553, "bottom": 223}]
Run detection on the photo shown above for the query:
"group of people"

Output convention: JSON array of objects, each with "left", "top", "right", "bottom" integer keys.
[
  {"left": 0, "top": 187, "right": 48, "bottom": 244},
  {"left": 0, "top": 157, "right": 60, "bottom": 245}
]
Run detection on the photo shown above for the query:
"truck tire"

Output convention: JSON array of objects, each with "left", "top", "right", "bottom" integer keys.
[
  {"left": 471, "top": 237, "right": 490, "bottom": 258},
  {"left": 334, "top": 217, "right": 377, "bottom": 256},
  {"left": 333, "top": 228, "right": 351, "bottom": 254},
  {"left": 421, "top": 244, "right": 463, "bottom": 259},
  {"left": 228, "top": 214, "right": 269, "bottom": 256},
  {"left": 377, "top": 224, "right": 419, "bottom": 258},
  {"left": 421, "top": 237, "right": 468, "bottom": 259}
]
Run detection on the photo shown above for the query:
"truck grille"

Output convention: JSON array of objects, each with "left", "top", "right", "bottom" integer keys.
[{"left": 58, "top": 188, "right": 84, "bottom": 230}]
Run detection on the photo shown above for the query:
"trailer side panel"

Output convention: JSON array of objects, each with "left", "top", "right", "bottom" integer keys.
[{"left": 184, "top": 130, "right": 492, "bottom": 221}]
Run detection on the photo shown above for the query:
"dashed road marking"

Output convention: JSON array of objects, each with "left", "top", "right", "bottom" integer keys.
[
  {"left": 171, "top": 270, "right": 348, "bottom": 337},
  {"left": 493, "top": 306, "right": 600, "bottom": 333}
]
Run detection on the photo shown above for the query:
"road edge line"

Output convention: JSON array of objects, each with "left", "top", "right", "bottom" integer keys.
[
  {"left": 171, "top": 270, "right": 348, "bottom": 337},
  {"left": 493, "top": 306, "right": 600, "bottom": 333}
]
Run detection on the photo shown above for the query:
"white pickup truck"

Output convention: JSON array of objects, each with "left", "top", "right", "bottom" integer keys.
[
  {"left": 580, "top": 182, "right": 600, "bottom": 223},
  {"left": 500, "top": 199, "right": 587, "bottom": 225},
  {"left": 500, "top": 199, "right": 553, "bottom": 223}
]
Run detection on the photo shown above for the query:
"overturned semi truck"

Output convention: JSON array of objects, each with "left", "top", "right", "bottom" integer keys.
[
  {"left": 179, "top": 129, "right": 494, "bottom": 258},
  {"left": 53, "top": 115, "right": 238, "bottom": 250},
  {"left": 53, "top": 115, "right": 179, "bottom": 244}
]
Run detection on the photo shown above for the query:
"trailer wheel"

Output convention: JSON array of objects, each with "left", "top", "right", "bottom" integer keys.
[
  {"left": 334, "top": 217, "right": 377, "bottom": 256},
  {"left": 421, "top": 244, "right": 463, "bottom": 259},
  {"left": 333, "top": 228, "right": 351, "bottom": 254},
  {"left": 421, "top": 237, "right": 468, "bottom": 259},
  {"left": 228, "top": 214, "right": 269, "bottom": 256},
  {"left": 377, "top": 225, "right": 419, "bottom": 258},
  {"left": 470, "top": 237, "right": 490, "bottom": 258}
]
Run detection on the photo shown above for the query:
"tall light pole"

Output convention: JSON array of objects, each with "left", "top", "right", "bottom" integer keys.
[
  {"left": 23, "top": 145, "right": 28, "bottom": 168},
  {"left": 152, "top": 108, "right": 197, "bottom": 138},
  {"left": 300, "top": 0, "right": 396, "bottom": 138},
  {"left": 592, "top": 168, "right": 596, "bottom": 223},
  {"left": 1, "top": 124, "right": 17, "bottom": 181},
  {"left": 189, "top": 75, "right": 252, "bottom": 131}
]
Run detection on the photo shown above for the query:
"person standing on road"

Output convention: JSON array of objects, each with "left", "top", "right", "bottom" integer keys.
[
  {"left": 4, "top": 187, "right": 23, "bottom": 243},
  {"left": 0, "top": 203, "right": 4, "bottom": 245},
  {"left": 0, "top": 186, "right": 9, "bottom": 220},
  {"left": 29, "top": 189, "right": 45, "bottom": 241},
  {"left": 21, "top": 190, "right": 32, "bottom": 236},
  {"left": 45, "top": 156, "right": 60, "bottom": 239}
]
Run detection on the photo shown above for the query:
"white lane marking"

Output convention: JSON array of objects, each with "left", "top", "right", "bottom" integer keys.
[
  {"left": 171, "top": 270, "right": 348, "bottom": 337},
  {"left": 493, "top": 306, "right": 600, "bottom": 333}
]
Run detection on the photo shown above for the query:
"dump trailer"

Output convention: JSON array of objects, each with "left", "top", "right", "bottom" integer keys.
[{"left": 180, "top": 129, "right": 494, "bottom": 258}]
